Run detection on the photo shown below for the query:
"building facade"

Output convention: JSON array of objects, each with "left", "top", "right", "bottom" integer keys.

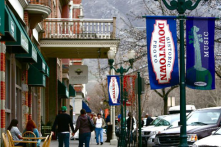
[{"left": 0, "top": 0, "right": 119, "bottom": 144}]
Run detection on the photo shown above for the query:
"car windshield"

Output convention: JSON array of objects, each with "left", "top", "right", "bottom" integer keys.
[
  {"left": 155, "top": 115, "right": 180, "bottom": 126},
  {"left": 187, "top": 109, "right": 221, "bottom": 126},
  {"left": 150, "top": 117, "right": 162, "bottom": 125},
  {"left": 214, "top": 128, "right": 221, "bottom": 135}
]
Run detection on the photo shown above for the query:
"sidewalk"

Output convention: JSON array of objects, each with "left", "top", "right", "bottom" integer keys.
[{"left": 49, "top": 133, "right": 117, "bottom": 147}]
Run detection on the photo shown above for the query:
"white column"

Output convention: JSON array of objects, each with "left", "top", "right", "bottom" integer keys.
[{"left": 110, "top": 63, "right": 117, "bottom": 145}]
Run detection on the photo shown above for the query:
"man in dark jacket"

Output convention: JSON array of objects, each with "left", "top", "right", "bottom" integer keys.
[
  {"left": 145, "top": 113, "right": 153, "bottom": 126},
  {"left": 73, "top": 109, "right": 92, "bottom": 147},
  {"left": 126, "top": 112, "right": 134, "bottom": 143},
  {"left": 52, "top": 106, "right": 75, "bottom": 147}
]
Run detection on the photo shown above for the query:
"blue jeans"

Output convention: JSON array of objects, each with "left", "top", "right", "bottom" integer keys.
[
  {"left": 58, "top": 133, "right": 70, "bottom": 147},
  {"left": 79, "top": 132, "right": 91, "bottom": 147},
  {"left": 95, "top": 128, "right": 103, "bottom": 143}
]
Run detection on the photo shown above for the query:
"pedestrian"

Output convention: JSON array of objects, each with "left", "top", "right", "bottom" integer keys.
[
  {"left": 7, "top": 119, "right": 25, "bottom": 146},
  {"left": 94, "top": 113, "right": 106, "bottom": 145},
  {"left": 92, "top": 113, "right": 97, "bottom": 139},
  {"left": 73, "top": 109, "right": 91, "bottom": 147},
  {"left": 105, "top": 114, "right": 110, "bottom": 142},
  {"left": 145, "top": 113, "right": 153, "bottom": 126},
  {"left": 51, "top": 106, "right": 75, "bottom": 147},
  {"left": 126, "top": 112, "right": 135, "bottom": 143},
  {"left": 23, "top": 120, "right": 41, "bottom": 147}
]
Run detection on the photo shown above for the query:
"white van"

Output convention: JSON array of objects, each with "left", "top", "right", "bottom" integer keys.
[{"left": 168, "top": 105, "right": 196, "bottom": 114}]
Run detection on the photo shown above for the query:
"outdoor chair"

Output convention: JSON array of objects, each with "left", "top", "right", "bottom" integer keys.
[
  {"left": 22, "top": 131, "right": 36, "bottom": 147},
  {"left": 41, "top": 135, "right": 49, "bottom": 147},
  {"left": 7, "top": 130, "right": 37, "bottom": 147},
  {"left": 45, "top": 132, "right": 53, "bottom": 147}
]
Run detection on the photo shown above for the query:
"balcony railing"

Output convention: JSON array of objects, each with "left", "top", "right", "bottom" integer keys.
[
  {"left": 42, "top": 18, "right": 116, "bottom": 39},
  {"left": 28, "top": 0, "right": 51, "bottom": 7}
]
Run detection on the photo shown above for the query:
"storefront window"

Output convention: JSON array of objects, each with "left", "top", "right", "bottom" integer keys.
[
  {"left": 15, "top": 65, "right": 22, "bottom": 130},
  {"left": 5, "top": 57, "right": 11, "bottom": 130}
]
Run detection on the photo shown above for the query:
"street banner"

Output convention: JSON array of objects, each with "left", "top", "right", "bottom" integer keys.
[
  {"left": 123, "top": 75, "right": 136, "bottom": 106},
  {"left": 145, "top": 16, "right": 179, "bottom": 89},
  {"left": 186, "top": 17, "right": 215, "bottom": 90},
  {"left": 107, "top": 75, "right": 120, "bottom": 106}
]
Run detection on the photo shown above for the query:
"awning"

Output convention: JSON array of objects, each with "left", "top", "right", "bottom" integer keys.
[
  {"left": 28, "top": 64, "right": 46, "bottom": 87},
  {"left": 15, "top": 42, "right": 38, "bottom": 63},
  {"left": 69, "top": 85, "right": 76, "bottom": 97},
  {"left": 32, "top": 44, "right": 47, "bottom": 73},
  {"left": 0, "top": 0, "right": 5, "bottom": 35},
  {"left": 82, "top": 101, "right": 91, "bottom": 113},
  {"left": 58, "top": 80, "right": 69, "bottom": 98},
  {"left": 1, "top": 6, "right": 16, "bottom": 41},
  {"left": 5, "top": 6, "right": 29, "bottom": 54}
]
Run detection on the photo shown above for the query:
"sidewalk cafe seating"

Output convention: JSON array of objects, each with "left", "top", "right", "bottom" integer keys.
[
  {"left": 2, "top": 132, "right": 23, "bottom": 147},
  {"left": 7, "top": 130, "right": 37, "bottom": 147}
]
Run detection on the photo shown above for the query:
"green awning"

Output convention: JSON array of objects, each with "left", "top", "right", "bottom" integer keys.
[
  {"left": 28, "top": 64, "right": 46, "bottom": 87},
  {"left": 5, "top": 6, "right": 29, "bottom": 53},
  {"left": 0, "top": 0, "right": 5, "bottom": 35},
  {"left": 69, "top": 85, "right": 76, "bottom": 97},
  {"left": 1, "top": 6, "right": 16, "bottom": 41},
  {"left": 58, "top": 80, "right": 69, "bottom": 98},
  {"left": 15, "top": 42, "right": 38, "bottom": 63},
  {"left": 32, "top": 44, "right": 47, "bottom": 73}
]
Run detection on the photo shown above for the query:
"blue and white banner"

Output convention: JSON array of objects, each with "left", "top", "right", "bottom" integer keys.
[
  {"left": 107, "top": 75, "right": 120, "bottom": 105},
  {"left": 145, "top": 16, "right": 179, "bottom": 89},
  {"left": 186, "top": 17, "right": 216, "bottom": 90}
]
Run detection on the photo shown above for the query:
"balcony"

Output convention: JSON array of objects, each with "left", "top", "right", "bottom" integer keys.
[
  {"left": 25, "top": 0, "right": 52, "bottom": 29},
  {"left": 42, "top": 18, "right": 116, "bottom": 39},
  {"left": 39, "top": 18, "right": 119, "bottom": 59}
]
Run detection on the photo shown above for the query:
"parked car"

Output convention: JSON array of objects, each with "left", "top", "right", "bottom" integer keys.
[
  {"left": 154, "top": 107, "right": 221, "bottom": 146},
  {"left": 133, "top": 115, "right": 173, "bottom": 147},
  {"left": 142, "top": 114, "right": 180, "bottom": 147},
  {"left": 193, "top": 127, "right": 221, "bottom": 147}
]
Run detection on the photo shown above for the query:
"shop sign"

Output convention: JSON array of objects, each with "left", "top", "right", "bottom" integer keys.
[
  {"left": 32, "top": 46, "right": 37, "bottom": 62},
  {"left": 69, "top": 65, "right": 88, "bottom": 84},
  {"left": 21, "top": 32, "right": 28, "bottom": 52}
]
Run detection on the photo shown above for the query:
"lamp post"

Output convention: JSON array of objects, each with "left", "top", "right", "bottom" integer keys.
[
  {"left": 157, "top": 0, "right": 208, "bottom": 146},
  {"left": 108, "top": 49, "right": 135, "bottom": 147}
]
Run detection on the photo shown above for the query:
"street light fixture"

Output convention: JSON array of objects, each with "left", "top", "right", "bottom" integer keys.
[
  {"left": 156, "top": 0, "right": 208, "bottom": 146},
  {"left": 108, "top": 49, "right": 135, "bottom": 147}
]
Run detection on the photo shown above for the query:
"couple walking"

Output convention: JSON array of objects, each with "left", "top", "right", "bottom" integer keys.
[{"left": 52, "top": 106, "right": 105, "bottom": 147}]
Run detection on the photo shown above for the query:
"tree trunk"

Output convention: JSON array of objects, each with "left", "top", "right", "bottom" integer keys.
[{"left": 164, "top": 96, "right": 168, "bottom": 115}]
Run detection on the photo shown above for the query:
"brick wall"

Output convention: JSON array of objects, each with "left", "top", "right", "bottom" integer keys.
[{"left": 0, "top": 42, "right": 6, "bottom": 135}]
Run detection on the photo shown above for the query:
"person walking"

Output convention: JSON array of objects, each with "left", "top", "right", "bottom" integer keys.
[
  {"left": 23, "top": 120, "right": 41, "bottom": 147},
  {"left": 51, "top": 106, "right": 75, "bottom": 147},
  {"left": 94, "top": 113, "right": 106, "bottom": 145},
  {"left": 126, "top": 112, "right": 135, "bottom": 143},
  {"left": 73, "top": 109, "right": 91, "bottom": 147},
  {"left": 7, "top": 119, "right": 25, "bottom": 146},
  {"left": 145, "top": 113, "right": 153, "bottom": 126}
]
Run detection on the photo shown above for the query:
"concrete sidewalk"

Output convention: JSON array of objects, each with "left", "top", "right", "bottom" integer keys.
[{"left": 49, "top": 133, "right": 117, "bottom": 147}]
